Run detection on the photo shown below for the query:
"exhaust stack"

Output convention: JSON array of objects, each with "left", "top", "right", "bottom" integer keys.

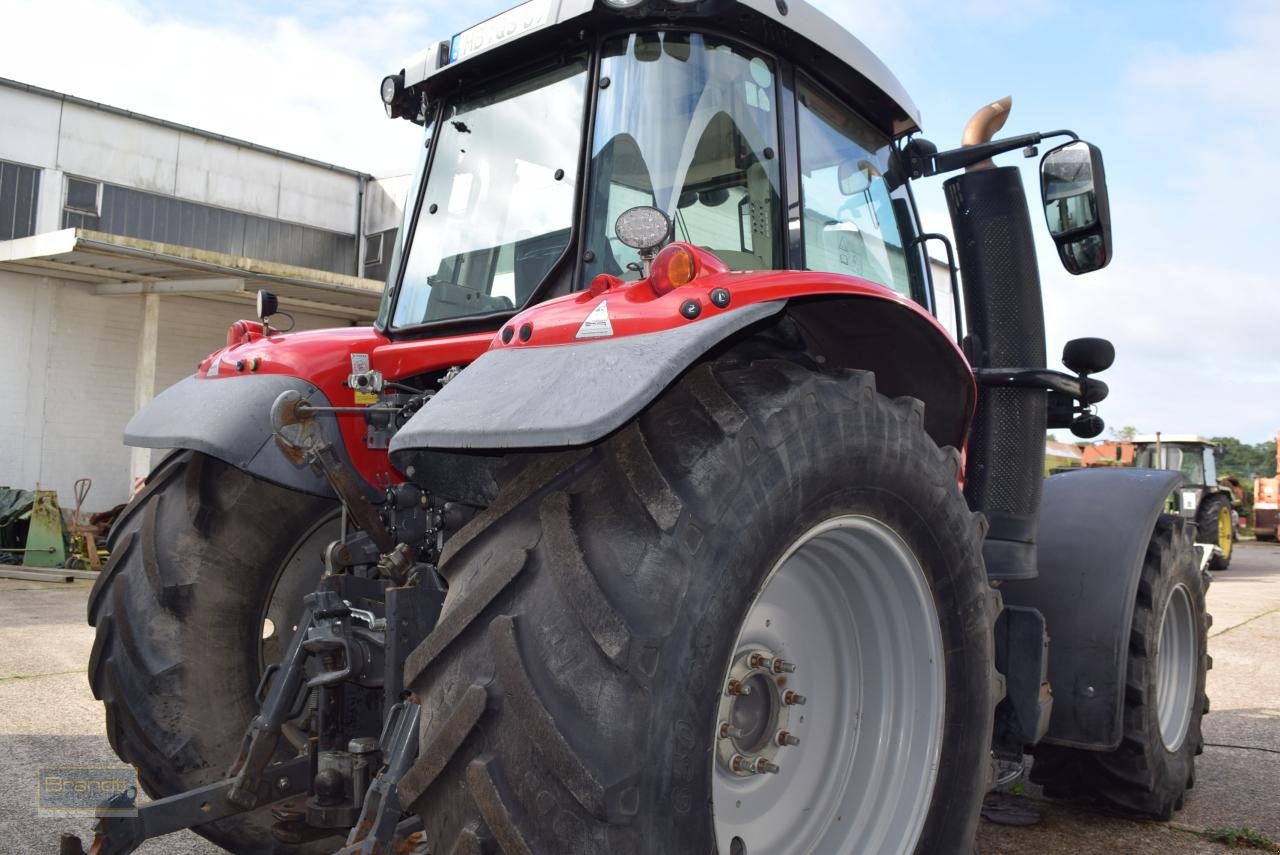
[{"left": 946, "top": 97, "right": 1048, "bottom": 581}]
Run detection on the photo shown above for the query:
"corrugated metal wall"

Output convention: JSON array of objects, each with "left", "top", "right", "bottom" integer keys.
[
  {"left": 0, "top": 159, "right": 40, "bottom": 241},
  {"left": 62, "top": 182, "right": 357, "bottom": 274}
]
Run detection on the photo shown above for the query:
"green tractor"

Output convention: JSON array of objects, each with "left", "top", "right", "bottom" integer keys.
[{"left": 1132, "top": 434, "right": 1235, "bottom": 569}]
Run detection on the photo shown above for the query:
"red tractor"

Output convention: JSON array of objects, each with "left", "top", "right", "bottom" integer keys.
[{"left": 72, "top": 2, "right": 1210, "bottom": 854}]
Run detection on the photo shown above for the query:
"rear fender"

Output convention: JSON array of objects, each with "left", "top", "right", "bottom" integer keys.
[
  {"left": 389, "top": 291, "right": 973, "bottom": 457},
  {"left": 389, "top": 270, "right": 974, "bottom": 498},
  {"left": 1000, "top": 467, "right": 1184, "bottom": 750},
  {"left": 125, "top": 374, "right": 341, "bottom": 497}
]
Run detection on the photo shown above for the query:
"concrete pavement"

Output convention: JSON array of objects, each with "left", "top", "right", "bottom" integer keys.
[
  {"left": 1, "top": 542, "right": 1277, "bottom": 853},
  {"left": 0, "top": 577, "right": 221, "bottom": 853}
]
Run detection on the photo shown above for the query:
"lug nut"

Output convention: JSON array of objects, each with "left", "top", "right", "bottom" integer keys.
[
  {"left": 726, "top": 679, "right": 751, "bottom": 697},
  {"left": 720, "top": 722, "right": 744, "bottom": 740},
  {"left": 730, "top": 754, "right": 749, "bottom": 773},
  {"left": 783, "top": 690, "right": 806, "bottom": 706},
  {"left": 777, "top": 731, "right": 800, "bottom": 747},
  {"left": 771, "top": 657, "right": 796, "bottom": 674},
  {"left": 276, "top": 776, "right": 291, "bottom": 793},
  {"left": 751, "top": 758, "right": 780, "bottom": 775},
  {"left": 749, "top": 652, "right": 768, "bottom": 669}
]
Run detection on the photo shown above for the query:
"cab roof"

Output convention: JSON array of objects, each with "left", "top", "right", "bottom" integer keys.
[
  {"left": 395, "top": 0, "right": 921, "bottom": 137},
  {"left": 1132, "top": 434, "right": 1217, "bottom": 446}
]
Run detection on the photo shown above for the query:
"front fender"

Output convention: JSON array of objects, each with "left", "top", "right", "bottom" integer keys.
[
  {"left": 1001, "top": 467, "right": 1184, "bottom": 750},
  {"left": 125, "top": 374, "right": 339, "bottom": 497}
]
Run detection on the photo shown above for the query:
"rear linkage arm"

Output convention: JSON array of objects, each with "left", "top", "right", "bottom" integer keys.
[
  {"left": 64, "top": 586, "right": 432, "bottom": 855},
  {"left": 63, "top": 594, "right": 327, "bottom": 855},
  {"left": 63, "top": 391, "right": 438, "bottom": 855},
  {"left": 270, "top": 390, "right": 399, "bottom": 555}
]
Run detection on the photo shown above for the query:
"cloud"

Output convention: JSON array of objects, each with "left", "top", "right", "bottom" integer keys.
[
  {"left": 0, "top": 0, "right": 507, "bottom": 175},
  {"left": 1041, "top": 3, "right": 1280, "bottom": 442}
]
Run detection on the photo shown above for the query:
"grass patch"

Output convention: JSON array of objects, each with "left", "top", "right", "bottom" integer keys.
[{"left": 1206, "top": 827, "right": 1279, "bottom": 851}]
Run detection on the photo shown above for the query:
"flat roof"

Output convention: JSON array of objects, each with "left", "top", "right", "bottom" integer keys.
[
  {"left": 0, "top": 76, "right": 369, "bottom": 179},
  {"left": 400, "top": 0, "right": 921, "bottom": 135},
  {"left": 0, "top": 228, "right": 381, "bottom": 321},
  {"left": 1132, "top": 434, "right": 1215, "bottom": 445}
]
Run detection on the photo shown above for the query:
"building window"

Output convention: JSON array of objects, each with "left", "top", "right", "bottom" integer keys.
[
  {"left": 65, "top": 177, "right": 101, "bottom": 215},
  {"left": 0, "top": 159, "right": 41, "bottom": 241},
  {"left": 364, "top": 232, "right": 384, "bottom": 266}
]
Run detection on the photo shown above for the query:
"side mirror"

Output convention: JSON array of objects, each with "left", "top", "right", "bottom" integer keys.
[
  {"left": 1062, "top": 336, "right": 1114, "bottom": 376},
  {"left": 1040, "top": 140, "right": 1112, "bottom": 275}
]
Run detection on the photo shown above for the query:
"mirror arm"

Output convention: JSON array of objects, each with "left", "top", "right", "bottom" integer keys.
[
  {"left": 973, "top": 367, "right": 1107, "bottom": 406},
  {"left": 974, "top": 366, "right": 1108, "bottom": 438},
  {"left": 908, "top": 130, "right": 1078, "bottom": 178}
]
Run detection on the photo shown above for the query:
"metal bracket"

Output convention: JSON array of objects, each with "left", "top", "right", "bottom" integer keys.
[
  {"left": 271, "top": 390, "right": 398, "bottom": 554},
  {"left": 59, "top": 756, "right": 311, "bottom": 855},
  {"left": 339, "top": 702, "right": 423, "bottom": 854}
]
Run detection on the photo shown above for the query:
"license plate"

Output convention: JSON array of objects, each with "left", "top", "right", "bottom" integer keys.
[{"left": 450, "top": 0, "right": 555, "bottom": 64}]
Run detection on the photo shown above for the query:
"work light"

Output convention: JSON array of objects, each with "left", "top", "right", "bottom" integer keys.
[
  {"left": 380, "top": 74, "right": 402, "bottom": 106},
  {"left": 256, "top": 289, "right": 278, "bottom": 321}
]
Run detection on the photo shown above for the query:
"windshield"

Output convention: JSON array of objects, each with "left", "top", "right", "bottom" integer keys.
[
  {"left": 584, "top": 33, "right": 782, "bottom": 280},
  {"left": 1135, "top": 444, "right": 1206, "bottom": 484},
  {"left": 388, "top": 55, "right": 589, "bottom": 328}
]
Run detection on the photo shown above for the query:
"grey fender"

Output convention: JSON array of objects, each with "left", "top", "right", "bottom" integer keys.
[
  {"left": 390, "top": 294, "right": 972, "bottom": 461},
  {"left": 125, "top": 373, "right": 340, "bottom": 497},
  {"left": 1000, "top": 467, "right": 1184, "bottom": 750},
  {"left": 389, "top": 301, "right": 784, "bottom": 455}
]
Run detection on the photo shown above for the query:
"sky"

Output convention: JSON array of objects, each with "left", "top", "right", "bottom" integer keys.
[{"left": 1, "top": 0, "right": 1276, "bottom": 441}]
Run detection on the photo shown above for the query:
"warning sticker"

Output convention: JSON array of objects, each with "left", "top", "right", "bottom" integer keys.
[{"left": 575, "top": 301, "right": 613, "bottom": 339}]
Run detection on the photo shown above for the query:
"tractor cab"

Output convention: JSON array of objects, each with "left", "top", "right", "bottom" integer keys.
[
  {"left": 1132, "top": 434, "right": 1220, "bottom": 486},
  {"left": 375, "top": 2, "right": 943, "bottom": 335},
  {"left": 1132, "top": 434, "right": 1236, "bottom": 568}
]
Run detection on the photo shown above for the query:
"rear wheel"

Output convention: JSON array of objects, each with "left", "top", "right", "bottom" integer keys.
[
  {"left": 401, "top": 346, "right": 997, "bottom": 854},
  {"left": 87, "top": 451, "right": 341, "bottom": 853},
  {"left": 1031, "top": 516, "right": 1210, "bottom": 819},
  {"left": 1196, "top": 494, "right": 1232, "bottom": 570}
]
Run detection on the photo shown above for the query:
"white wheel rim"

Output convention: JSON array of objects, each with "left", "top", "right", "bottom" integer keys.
[
  {"left": 711, "top": 515, "right": 945, "bottom": 855},
  {"left": 1156, "top": 583, "right": 1196, "bottom": 751}
]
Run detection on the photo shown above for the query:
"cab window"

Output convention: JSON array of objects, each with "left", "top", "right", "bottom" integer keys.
[
  {"left": 584, "top": 33, "right": 783, "bottom": 281},
  {"left": 796, "top": 79, "right": 915, "bottom": 298}
]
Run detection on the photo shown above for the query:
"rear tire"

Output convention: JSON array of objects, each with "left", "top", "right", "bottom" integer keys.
[
  {"left": 1196, "top": 494, "right": 1232, "bottom": 570},
  {"left": 401, "top": 346, "right": 997, "bottom": 854},
  {"left": 1031, "top": 516, "right": 1210, "bottom": 819},
  {"left": 87, "top": 451, "right": 341, "bottom": 853}
]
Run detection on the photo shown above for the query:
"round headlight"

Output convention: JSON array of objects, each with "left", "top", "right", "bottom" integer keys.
[
  {"left": 380, "top": 74, "right": 402, "bottom": 106},
  {"left": 601, "top": 0, "right": 646, "bottom": 8}
]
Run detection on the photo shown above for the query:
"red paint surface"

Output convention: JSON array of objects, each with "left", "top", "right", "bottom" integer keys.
[
  {"left": 492, "top": 243, "right": 966, "bottom": 359},
  {"left": 192, "top": 243, "right": 970, "bottom": 489},
  {"left": 197, "top": 325, "right": 491, "bottom": 487}
]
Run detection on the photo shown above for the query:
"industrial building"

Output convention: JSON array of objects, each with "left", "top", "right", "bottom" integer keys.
[{"left": 0, "top": 77, "right": 408, "bottom": 509}]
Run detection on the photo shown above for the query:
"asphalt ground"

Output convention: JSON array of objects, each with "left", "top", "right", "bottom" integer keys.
[{"left": 2, "top": 542, "right": 1277, "bottom": 853}]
